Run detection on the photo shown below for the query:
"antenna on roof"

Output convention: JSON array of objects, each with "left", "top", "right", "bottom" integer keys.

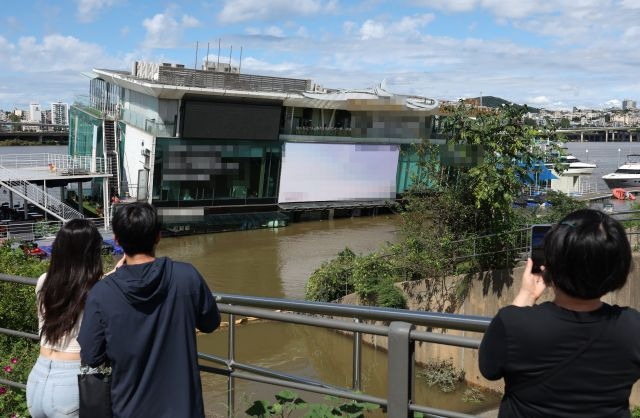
[
  {"left": 194, "top": 41, "right": 199, "bottom": 70},
  {"left": 217, "top": 39, "right": 221, "bottom": 68},
  {"left": 205, "top": 42, "right": 210, "bottom": 70},
  {"left": 239, "top": 46, "right": 243, "bottom": 74}
]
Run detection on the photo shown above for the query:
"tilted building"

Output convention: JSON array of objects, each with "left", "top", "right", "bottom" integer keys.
[{"left": 69, "top": 61, "right": 440, "bottom": 231}]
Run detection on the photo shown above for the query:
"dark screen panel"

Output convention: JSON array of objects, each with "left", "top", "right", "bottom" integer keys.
[{"left": 182, "top": 100, "right": 282, "bottom": 140}]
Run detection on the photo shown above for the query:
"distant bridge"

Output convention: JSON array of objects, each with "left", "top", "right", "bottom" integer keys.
[
  {"left": 557, "top": 126, "right": 640, "bottom": 142},
  {"left": 0, "top": 122, "right": 68, "bottom": 143}
]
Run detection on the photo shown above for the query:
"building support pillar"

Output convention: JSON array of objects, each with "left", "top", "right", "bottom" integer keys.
[
  {"left": 103, "top": 177, "right": 110, "bottom": 230},
  {"left": 605, "top": 130, "right": 609, "bottom": 142},
  {"left": 580, "top": 132, "right": 584, "bottom": 142},
  {"left": 60, "top": 186, "right": 65, "bottom": 202},
  {"left": 613, "top": 131, "right": 616, "bottom": 141},
  {"left": 43, "top": 180, "right": 47, "bottom": 221},
  {"left": 77, "top": 181, "right": 83, "bottom": 214},
  {"left": 9, "top": 190, "right": 13, "bottom": 209}
]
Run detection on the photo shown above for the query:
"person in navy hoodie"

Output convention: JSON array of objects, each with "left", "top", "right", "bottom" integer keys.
[{"left": 78, "top": 202, "right": 220, "bottom": 418}]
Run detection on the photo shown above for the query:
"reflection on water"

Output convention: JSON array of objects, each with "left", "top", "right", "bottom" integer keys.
[{"left": 157, "top": 216, "right": 499, "bottom": 416}]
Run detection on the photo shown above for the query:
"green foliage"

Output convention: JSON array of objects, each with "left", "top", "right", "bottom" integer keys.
[
  {"left": 305, "top": 103, "right": 568, "bottom": 311},
  {"left": 245, "top": 391, "right": 379, "bottom": 418},
  {"left": 371, "top": 281, "right": 406, "bottom": 309},
  {"left": 517, "top": 190, "right": 588, "bottom": 225},
  {"left": 0, "top": 336, "right": 39, "bottom": 418},
  {"left": 0, "top": 241, "right": 47, "bottom": 417},
  {"left": 417, "top": 359, "right": 465, "bottom": 393},
  {"left": 305, "top": 248, "right": 357, "bottom": 302},
  {"left": 631, "top": 406, "right": 640, "bottom": 418}
]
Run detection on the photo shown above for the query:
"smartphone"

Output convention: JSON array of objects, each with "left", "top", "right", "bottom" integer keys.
[{"left": 530, "top": 224, "right": 552, "bottom": 273}]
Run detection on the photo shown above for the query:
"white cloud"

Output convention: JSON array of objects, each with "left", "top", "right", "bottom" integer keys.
[
  {"left": 0, "top": 34, "right": 128, "bottom": 108},
  {"left": 414, "top": 0, "right": 477, "bottom": 13},
  {"left": 241, "top": 57, "right": 299, "bottom": 73},
  {"left": 359, "top": 14, "right": 434, "bottom": 40},
  {"left": 528, "top": 96, "right": 551, "bottom": 105},
  {"left": 142, "top": 10, "right": 201, "bottom": 48},
  {"left": 181, "top": 15, "right": 201, "bottom": 28},
  {"left": 394, "top": 14, "right": 435, "bottom": 34},
  {"left": 604, "top": 99, "right": 622, "bottom": 108},
  {"left": 218, "top": 0, "right": 335, "bottom": 23},
  {"left": 359, "top": 19, "right": 385, "bottom": 39},
  {"left": 75, "top": 0, "right": 117, "bottom": 23},
  {"left": 245, "top": 26, "right": 286, "bottom": 37}
]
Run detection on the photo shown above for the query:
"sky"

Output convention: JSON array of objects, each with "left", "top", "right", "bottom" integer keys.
[{"left": 1, "top": 0, "right": 639, "bottom": 111}]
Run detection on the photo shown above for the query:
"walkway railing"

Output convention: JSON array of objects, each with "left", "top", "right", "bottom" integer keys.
[
  {"left": 0, "top": 153, "right": 108, "bottom": 175},
  {"left": 0, "top": 273, "right": 491, "bottom": 418},
  {"left": 0, "top": 218, "right": 107, "bottom": 240},
  {"left": 0, "top": 165, "right": 84, "bottom": 222}
]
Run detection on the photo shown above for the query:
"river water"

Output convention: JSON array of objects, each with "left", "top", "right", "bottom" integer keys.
[{"left": 156, "top": 217, "right": 501, "bottom": 416}]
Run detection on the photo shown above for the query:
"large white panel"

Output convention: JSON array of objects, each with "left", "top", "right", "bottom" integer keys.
[{"left": 278, "top": 143, "right": 399, "bottom": 203}]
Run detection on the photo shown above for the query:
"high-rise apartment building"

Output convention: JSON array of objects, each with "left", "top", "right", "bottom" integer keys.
[
  {"left": 28, "top": 103, "right": 42, "bottom": 122},
  {"left": 51, "top": 102, "right": 69, "bottom": 125},
  {"left": 623, "top": 99, "right": 637, "bottom": 110}
]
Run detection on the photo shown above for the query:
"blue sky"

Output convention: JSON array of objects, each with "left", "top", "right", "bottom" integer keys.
[{"left": 1, "top": 0, "right": 639, "bottom": 110}]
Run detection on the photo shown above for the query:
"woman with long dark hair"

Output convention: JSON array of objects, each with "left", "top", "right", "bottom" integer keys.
[{"left": 26, "top": 219, "right": 104, "bottom": 417}]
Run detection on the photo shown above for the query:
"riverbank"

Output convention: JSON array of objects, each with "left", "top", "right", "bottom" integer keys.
[
  {"left": 335, "top": 252, "right": 640, "bottom": 406},
  {"left": 0, "top": 139, "right": 66, "bottom": 146}
]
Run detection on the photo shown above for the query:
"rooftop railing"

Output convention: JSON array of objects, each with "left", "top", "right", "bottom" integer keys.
[
  {"left": 0, "top": 273, "right": 491, "bottom": 418},
  {"left": 0, "top": 153, "right": 108, "bottom": 175}
]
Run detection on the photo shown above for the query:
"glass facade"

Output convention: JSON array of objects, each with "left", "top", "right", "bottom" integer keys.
[
  {"left": 68, "top": 106, "right": 104, "bottom": 157},
  {"left": 396, "top": 144, "right": 425, "bottom": 193},
  {"left": 152, "top": 138, "right": 281, "bottom": 206}
]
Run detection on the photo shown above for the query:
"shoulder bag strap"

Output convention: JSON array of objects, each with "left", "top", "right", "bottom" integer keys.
[{"left": 508, "top": 317, "right": 610, "bottom": 395}]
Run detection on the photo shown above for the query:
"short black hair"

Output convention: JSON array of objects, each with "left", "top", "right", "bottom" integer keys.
[
  {"left": 112, "top": 202, "right": 160, "bottom": 256},
  {"left": 543, "top": 209, "right": 631, "bottom": 299}
]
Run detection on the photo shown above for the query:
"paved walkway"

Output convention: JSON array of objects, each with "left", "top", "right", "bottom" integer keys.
[{"left": 478, "top": 409, "right": 498, "bottom": 418}]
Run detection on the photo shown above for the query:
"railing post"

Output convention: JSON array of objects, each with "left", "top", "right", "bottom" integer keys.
[
  {"left": 352, "top": 318, "right": 362, "bottom": 391},
  {"left": 387, "top": 321, "right": 415, "bottom": 418},
  {"left": 227, "top": 313, "right": 236, "bottom": 418}
]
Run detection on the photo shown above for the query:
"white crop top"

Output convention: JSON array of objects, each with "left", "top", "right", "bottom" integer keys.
[{"left": 36, "top": 273, "right": 83, "bottom": 353}]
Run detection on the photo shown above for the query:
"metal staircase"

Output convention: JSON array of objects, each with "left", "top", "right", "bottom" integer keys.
[
  {"left": 103, "top": 119, "right": 120, "bottom": 197},
  {"left": 0, "top": 165, "right": 84, "bottom": 222}
]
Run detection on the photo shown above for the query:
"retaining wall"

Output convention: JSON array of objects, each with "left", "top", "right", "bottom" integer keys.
[{"left": 339, "top": 255, "right": 640, "bottom": 404}]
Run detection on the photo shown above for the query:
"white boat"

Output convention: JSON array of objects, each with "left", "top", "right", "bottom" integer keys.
[
  {"left": 603, "top": 154, "right": 640, "bottom": 189},
  {"left": 560, "top": 154, "right": 597, "bottom": 175}
]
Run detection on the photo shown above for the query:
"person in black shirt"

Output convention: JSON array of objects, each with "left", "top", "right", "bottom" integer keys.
[{"left": 479, "top": 209, "right": 639, "bottom": 418}]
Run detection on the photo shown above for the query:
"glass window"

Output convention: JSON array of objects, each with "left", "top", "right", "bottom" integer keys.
[{"left": 152, "top": 139, "right": 282, "bottom": 206}]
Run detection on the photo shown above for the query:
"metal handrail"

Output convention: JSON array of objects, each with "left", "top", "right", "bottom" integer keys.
[
  {"left": 0, "top": 273, "right": 490, "bottom": 417},
  {"left": 0, "top": 165, "right": 84, "bottom": 221},
  {"left": 0, "top": 153, "right": 108, "bottom": 174}
]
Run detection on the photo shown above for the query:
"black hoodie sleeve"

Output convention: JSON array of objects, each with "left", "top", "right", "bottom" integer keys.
[
  {"left": 479, "top": 311, "right": 508, "bottom": 381},
  {"left": 194, "top": 272, "right": 220, "bottom": 333},
  {"left": 78, "top": 288, "right": 108, "bottom": 367}
]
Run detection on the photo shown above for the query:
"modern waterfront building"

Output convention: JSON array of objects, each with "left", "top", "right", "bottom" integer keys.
[
  {"left": 623, "top": 99, "right": 637, "bottom": 111},
  {"left": 68, "top": 61, "right": 440, "bottom": 231},
  {"left": 51, "top": 102, "right": 69, "bottom": 125}
]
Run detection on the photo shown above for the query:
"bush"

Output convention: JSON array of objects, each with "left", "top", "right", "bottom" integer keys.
[
  {"left": 305, "top": 248, "right": 357, "bottom": 302},
  {"left": 0, "top": 242, "right": 48, "bottom": 417},
  {"left": 372, "top": 281, "right": 406, "bottom": 309},
  {"left": 417, "top": 359, "right": 465, "bottom": 393}
]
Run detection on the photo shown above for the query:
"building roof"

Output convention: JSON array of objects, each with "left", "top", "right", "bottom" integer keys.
[{"left": 93, "top": 64, "right": 438, "bottom": 113}]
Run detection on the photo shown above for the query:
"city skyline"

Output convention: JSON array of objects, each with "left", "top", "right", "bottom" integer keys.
[{"left": 0, "top": 0, "right": 638, "bottom": 110}]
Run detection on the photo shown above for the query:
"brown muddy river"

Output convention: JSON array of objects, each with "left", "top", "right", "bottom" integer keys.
[{"left": 156, "top": 216, "right": 499, "bottom": 416}]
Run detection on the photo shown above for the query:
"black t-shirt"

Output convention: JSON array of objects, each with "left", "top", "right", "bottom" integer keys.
[{"left": 479, "top": 302, "right": 640, "bottom": 418}]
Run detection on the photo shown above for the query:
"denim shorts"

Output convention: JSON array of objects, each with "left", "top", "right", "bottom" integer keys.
[{"left": 26, "top": 356, "right": 81, "bottom": 418}]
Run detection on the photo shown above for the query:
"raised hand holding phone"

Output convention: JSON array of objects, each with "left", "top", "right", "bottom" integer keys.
[{"left": 513, "top": 258, "right": 547, "bottom": 307}]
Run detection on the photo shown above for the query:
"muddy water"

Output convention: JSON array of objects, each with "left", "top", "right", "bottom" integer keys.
[{"left": 156, "top": 216, "right": 500, "bottom": 416}]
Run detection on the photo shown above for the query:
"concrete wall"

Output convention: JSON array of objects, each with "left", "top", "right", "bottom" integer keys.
[{"left": 340, "top": 254, "right": 640, "bottom": 403}]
